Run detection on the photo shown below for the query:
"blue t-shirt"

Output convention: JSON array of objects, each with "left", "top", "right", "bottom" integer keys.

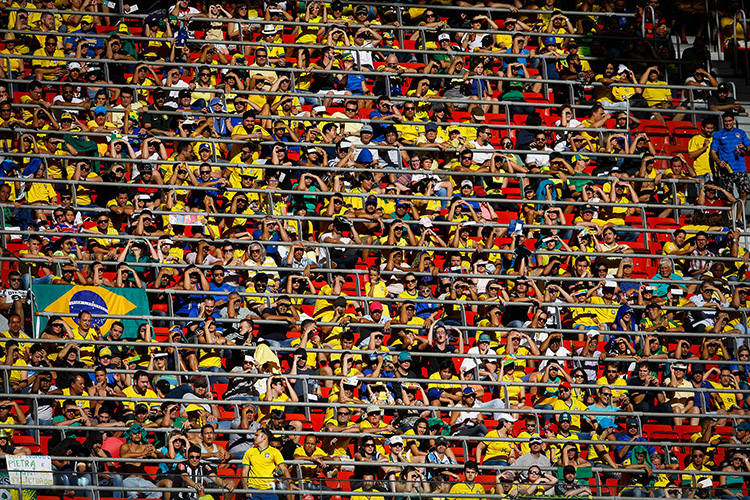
[
  {"left": 615, "top": 434, "right": 655, "bottom": 462},
  {"left": 711, "top": 127, "right": 750, "bottom": 173}
]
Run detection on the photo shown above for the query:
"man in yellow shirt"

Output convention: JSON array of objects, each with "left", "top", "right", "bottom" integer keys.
[
  {"left": 293, "top": 435, "right": 333, "bottom": 478},
  {"left": 240, "top": 428, "right": 292, "bottom": 493},
  {"left": 688, "top": 118, "right": 716, "bottom": 181},
  {"left": 359, "top": 405, "right": 397, "bottom": 454},
  {"left": 32, "top": 34, "right": 65, "bottom": 80},
  {"left": 596, "top": 362, "right": 628, "bottom": 398},
  {"left": 552, "top": 382, "right": 588, "bottom": 432},
  {"left": 117, "top": 370, "right": 159, "bottom": 413},
  {"left": 448, "top": 461, "right": 485, "bottom": 500}
]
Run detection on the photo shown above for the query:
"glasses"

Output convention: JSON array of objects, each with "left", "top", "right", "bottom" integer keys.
[
  {"left": 404, "top": 106, "right": 415, "bottom": 110},
  {"left": 200, "top": 170, "right": 211, "bottom": 174},
  {"left": 97, "top": 219, "right": 109, "bottom": 224},
  {"left": 346, "top": 107, "right": 357, "bottom": 112},
  {"left": 574, "top": 373, "right": 584, "bottom": 378},
  {"left": 529, "top": 470, "right": 541, "bottom": 475},
  {"left": 364, "top": 443, "right": 375, "bottom": 447},
  {"left": 601, "top": 392, "right": 612, "bottom": 396},
  {"left": 607, "top": 370, "right": 618, "bottom": 374},
  {"left": 338, "top": 411, "right": 350, "bottom": 416},
  {"left": 405, "top": 279, "right": 417, "bottom": 283},
  {"left": 199, "top": 72, "right": 210, "bottom": 76},
  {"left": 189, "top": 454, "right": 201, "bottom": 459},
  {"left": 213, "top": 272, "right": 224, "bottom": 277}
]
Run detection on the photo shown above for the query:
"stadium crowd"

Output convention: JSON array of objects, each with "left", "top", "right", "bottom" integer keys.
[{"left": 2, "top": 0, "right": 750, "bottom": 499}]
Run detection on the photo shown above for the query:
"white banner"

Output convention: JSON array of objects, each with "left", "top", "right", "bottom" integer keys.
[{"left": 5, "top": 455, "right": 53, "bottom": 487}]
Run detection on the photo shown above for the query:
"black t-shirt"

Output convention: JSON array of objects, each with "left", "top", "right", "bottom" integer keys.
[{"left": 257, "top": 306, "right": 294, "bottom": 342}]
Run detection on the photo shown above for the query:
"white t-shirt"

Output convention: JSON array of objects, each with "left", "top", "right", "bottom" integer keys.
[
  {"left": 468, "top": 140, "right": 495, "bottom": 165},
  {"left": 52, "top": 94, "right": 84, "bottom": 115}
]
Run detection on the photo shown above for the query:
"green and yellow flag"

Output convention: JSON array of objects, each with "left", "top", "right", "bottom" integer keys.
[{"left": 32, "top": 285, "right": 150, "bottom": 337}]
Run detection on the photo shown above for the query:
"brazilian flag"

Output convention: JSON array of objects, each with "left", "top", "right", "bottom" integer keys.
[{"left": 32, "top": 285, "right": 150, "bottom": 337}]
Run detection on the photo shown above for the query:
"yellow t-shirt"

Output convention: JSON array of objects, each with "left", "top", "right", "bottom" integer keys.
[
  {"left": 482, "top": 429, "right": 513, "bottom": 462},
  {"left": 711, "top": 381, "right": 739, "bottom": 410},
  {"left": 595, "top": 376, "right": 628, "bottom": 398},
  {"left": 121, "top": 385, "right": 159, "bottom": 412},
  {"left": 242, "top": 446, "right": 285, "bottom": 490},
  {"left": 293, "top": 445, "right": 328, "bottom": 471},
  {"left": 32, "top": 48, "right": 66, "bottom": 80},
  {"left": 688, "top": 134, "right": 713, "bottom": 176},
  {"left": 642, "top": 80, "right": 672, "bottom": 106},
  {"left": 449, "top": 482, "right": 485, "bottom": 500}
]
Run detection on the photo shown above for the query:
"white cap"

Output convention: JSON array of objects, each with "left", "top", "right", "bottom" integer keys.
[
  {"left": 312, "top": 105, "right": 327, "bottom": 114},
  {"left": 461, "top": 179, "right": 474, "bottom": 188},
  {"left": 586, "top": 329, "right": 600, "bottom": 338},
  {"left": 244, "top": 355, "right": 255, "bottom": 363},
  {"left": 498, "top": 413, "right": 517, "bottom": 422},
  {"left": 438, "top": 33, "right": 451, "bottom": 42},
  {"left": 136, "top": 194, "right": 151, "bottom": 200},
  {"left": 604, "top": 280, "right": 617, "bottom": 289},
  {"left": 617, "top": 64, "right": 630, "bottom": 74},
  {"left": 388, "top": 435, "right": 404, "bottom": 446},
  {"left": 261, "top": 25, "right": 277, "bottom": 35},
  {"left": 366, "top": 404, "right": 382, "bottom": 415},
  {"left": 419, "top": 216, "right": 433, "bottom": 228},
  {"left": 671, "top": 288, "right": 684, "bottom": 296},
  {"left": 68, "top": 62, "right": 82, "bottom": 71},
  {"left": 160, "top": 238, "right": 174, "bottom": 245},
  {"left": 339, "top": 140, "right": 352, "bottom": 149},
  {"left": 344, "top": 376, "right": 359, "bottom": 386}
]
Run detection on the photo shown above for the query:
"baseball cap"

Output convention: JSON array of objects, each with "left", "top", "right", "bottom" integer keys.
[
  {"left": 365, "top": 195, "right": 378, "bottom": 206},
  {"left": 98, "top": 347, "right": 112, "bottom": 358},
  {"left": 478, "top": 333, "right": 491, "bottom": 342},
  {"left": 627, "top": 417, "right": 640, "bottom": 427},
  {"left": 604, "top": 280, "right": 617, "bottom": 289},
  {"left": 388, "top": 435, "right": 404, "bottom": 446},
  {"left": 438, "top": 33, "right": 451, "bottom": 42},
  {"left": 543, "top": 36, "right": 557, "bottom": 45},
  {"left": 718, "top": 82, "right": 731, "bottom": 93},
  {"left": 333, "top": 296, "right": 348, "bottom": 308},
  {"left": 572, "top": 154, "right": 588, "bottom": 162},
  {"left": 462, "top": 387, "right": 476, "bottom": 396},
  {"left": 581, "top": 204, "right": 595, "bottom": 213},
  {"left": 674, "top": 362, "right": 688, "bottom": 370},
  {"left": 461, "top": 179, "right": 474, "bottom": 188},
  {"left": 81, "top": 14, "right": 94, "bottom": 23},
  {"left": 370, "top": 301, "right": 383, "bottom": 312},
  {"left": 560, "top": 412, "right": 572, "bottom": 423},
  {"left": 502, "top": 354, "right": 517, "bottom": 367},
  {"left": 366, "top": 404, "right": 382, "bottom": 415},
  {"left": 360, "top": 124, "right": 373, "bottom": 134},
  {"left": 60, "top": 112, "right": 74, "bottom": 121},
  {"left": 68, "top": 62, "right": 82, "bottom": 71},
  {"left": 244, "top": 355, "right": 255, "bottom": 363},
  {"left": 737, "top": 421, "right": 750, "bottom": 431},
  {"left": 498, "top": 413, "right": 517, "bottom": 422},
  {"left": 425, "top": 122, "right": 438, "bottom": 132},
  {"left": 398, "top": 351, "right": 412, "bottom": 362},
  {"left": 529, "top": 436, "right": 544, "bottom": 445},
  {"left": 343, "top": 376, "right": 359, "bottom": 387},
  {"left": 586, "top": 329, "right": 600, "bottom": 338},
  {"left": 559, "top": 381, "right": 571, "bottom": 390},
  {"left": 435, "top": 436, "right": 448, "bottom": 446},
  {"left": 93, "top": 106, "right": 107, "bottom": 115}
]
